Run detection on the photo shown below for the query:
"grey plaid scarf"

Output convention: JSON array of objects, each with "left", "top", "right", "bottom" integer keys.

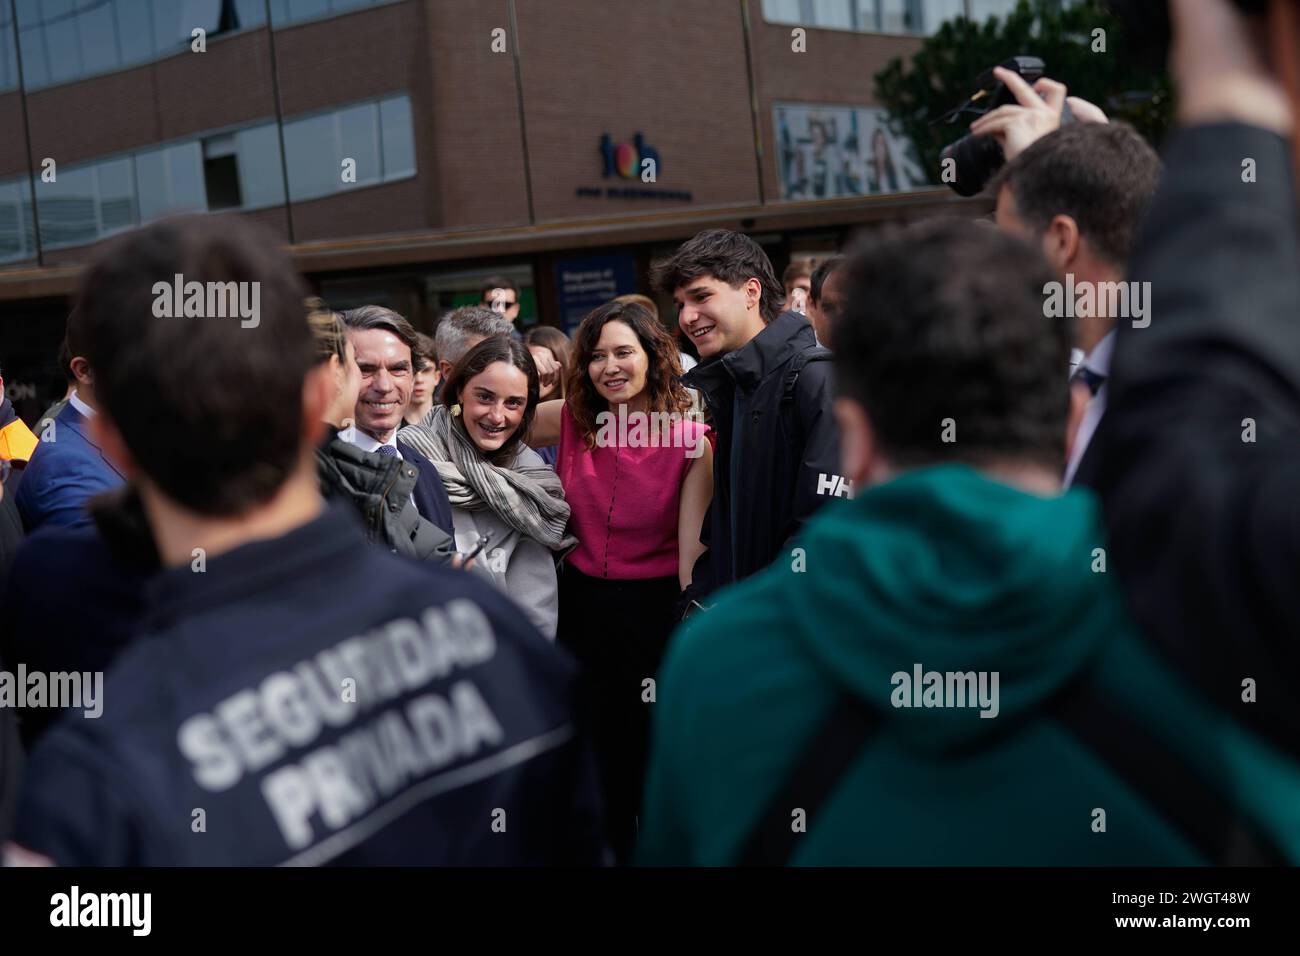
[{"left": 398, "top": 406, "right": 575, "bottom": 552}]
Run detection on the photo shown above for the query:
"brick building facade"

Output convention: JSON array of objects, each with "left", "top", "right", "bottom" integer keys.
[{"left": 0, "top": 0, "right": 999, "bottom": 418}]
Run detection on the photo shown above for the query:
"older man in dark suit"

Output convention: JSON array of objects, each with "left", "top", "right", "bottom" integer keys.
[{"left": 339, "top": 306, "right": 455, "bottom": 537}]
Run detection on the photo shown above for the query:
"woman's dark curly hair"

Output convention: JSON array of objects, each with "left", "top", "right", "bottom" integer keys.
[{"left": 566, "top": 299, "right": 691, "bottom": 450}]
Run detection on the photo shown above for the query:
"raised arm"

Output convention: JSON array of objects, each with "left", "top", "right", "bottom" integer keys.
[
  {"left": 529, "top": 399, "right": 564, "bottom": 450},
  {"left": 1085, "top": 0, "right": 1300, "bottom": 752}
]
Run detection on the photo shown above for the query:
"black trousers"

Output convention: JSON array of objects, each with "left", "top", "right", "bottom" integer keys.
[{"left": 557, "top": 565, "right": 680, "bottom": 864}]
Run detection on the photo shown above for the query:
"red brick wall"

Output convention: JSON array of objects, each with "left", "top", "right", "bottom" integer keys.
[{"left": 514, "top": 0, "right": 761, "bottom": 222}]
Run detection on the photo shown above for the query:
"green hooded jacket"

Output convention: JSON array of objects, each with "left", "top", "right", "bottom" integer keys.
[{"left": 637, "top": 465, "right": 1300, "bottom": 865}]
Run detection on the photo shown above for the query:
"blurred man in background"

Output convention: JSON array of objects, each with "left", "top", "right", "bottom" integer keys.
[
  {"left": 481, "top": 275, "right": 524, "bottom": 339},
  {"left": 806, "top": 254, "right": 846, "bottom": 348},
  {"left": 15, "top": 310, "right": 125, "bottom": 531}
]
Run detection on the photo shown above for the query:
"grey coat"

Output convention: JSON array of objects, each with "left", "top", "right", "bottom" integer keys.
[{"left": 448, "top": 445, "right": 560, "bottom": 639}]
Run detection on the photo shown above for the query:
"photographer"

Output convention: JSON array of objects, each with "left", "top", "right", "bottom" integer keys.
[
  {"left": 1086, "top": 0, "right": 1300, "bottom": 756},
  {"left": 977, "top": 75, "right": 1162, "bottom": 485}
]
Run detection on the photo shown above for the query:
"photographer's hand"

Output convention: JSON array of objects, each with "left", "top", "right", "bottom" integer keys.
[
  {"left": 1170, "top": 0, "right": 1292, "bottom": 135},
  {"left": 968, "top": 67, "right": 1066, "bottom": 160},
  {"left": 968, "top": 67, "right": 1107, "bottom": 161}
]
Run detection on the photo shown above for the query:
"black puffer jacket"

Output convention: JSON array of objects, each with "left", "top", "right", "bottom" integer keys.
[
  {"left": 682, "top": 311, "right": 844, "bottom": 604},
  {"left": 316, "top": 427, "right": 452, "bottom": 561}
]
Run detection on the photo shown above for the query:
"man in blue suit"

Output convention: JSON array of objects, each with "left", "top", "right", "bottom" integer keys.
[
  {"left": 339, "top": 306, "right": 455, "bottom": 536},
  {"left": 15, "top": 311, "right": 125, "bottom": 532}
]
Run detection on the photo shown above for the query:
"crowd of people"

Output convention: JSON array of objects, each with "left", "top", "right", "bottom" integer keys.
[{"left": 0, "top": 0, "right": 1297, "bottom": 866}]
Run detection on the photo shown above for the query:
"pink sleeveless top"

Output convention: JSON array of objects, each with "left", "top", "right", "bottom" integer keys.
[{"left": 557, "top": 403, "right": 709, "bottom": 580}]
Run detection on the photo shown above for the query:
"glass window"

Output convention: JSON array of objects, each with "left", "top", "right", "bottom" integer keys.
[
  {"left": 232, "top": 0, "right": 269, "bottom": 29},
  {"left": 183, "top": 0, "right": 223, "bottom": 33},
  {"left": 0, "top": 7, "right": 18, "bottom": 91},
  {"left": 287, "top": 0, "right": 330, "bottom": 22},
  {"left": 379, "top": 95, "right": 415, "bottom": 178},
  {"left": 0, "top": 178, "right": 36, "bottom": 263},
  {"left": 968, "top": 0, "right": 1021, "bottom": 22},
  {"left": 14, "top": 14, "right": 49, "bottom": 89},
  {"left": 338, "top": 102, "right": 380, "bottom": 185},
  {"left": 283, "top": 110, "right": 337, "bottom": 201},
  {"left": 13, "top": 0, "right": 45, "bottom": 64},
  {"left": 858, "top": 0, "right": 928, "bottom": 33},
  {"left": 762, "top": 0, "right": 804, "bottom": 24},
  {"left": 136, "top": 142, "right": 206, "bottom": 222},
  {"left": 77, "top": 0, "right": 121, "bottom": 76},
  {"left": 234, "top": 122, "right": 286, "bottom": 208},
  {"left": 39, "top": 164, "right": 98, "bottom": 249},
  {"left": 115, "top": 0, "right": 156, "bottom": 67},
  {"left": 95, "top": 158, "right": 136, "bottom": 234},
  {"left": 152, "top": 0, "right": 188, "bottom": 53},
  {"left": 134, "top": 149, "right": 169, "bottom": 222},
  {"left": 43, "top": 10, "right": 82, "bottom": 86},
  {"left": 165, "top": 141, "right": 207, "bottom": 211},
  {"left": 202, "top": 134, "right": 242, "bottom": 209},
  {"left": 919, "top": 0, "right": 966, "bottom": 33},
  {"left": 811, "top": 0, "right": 853, "bottom": 28}
]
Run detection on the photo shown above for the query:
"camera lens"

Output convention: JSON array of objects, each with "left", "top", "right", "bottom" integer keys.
[{"left": 940, "top": 134, "right": 1006, "bottom": 198}]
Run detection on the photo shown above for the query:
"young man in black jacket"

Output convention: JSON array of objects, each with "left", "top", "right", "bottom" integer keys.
[
  {"left": 1086, "top": 0, "right": 1300, "bottom": 756},
  {"left": 6, "top": 214, "right": 603, "bottom": 866},
  {"left": 652, "top": 229, "right": 843, "bottom": 606}
]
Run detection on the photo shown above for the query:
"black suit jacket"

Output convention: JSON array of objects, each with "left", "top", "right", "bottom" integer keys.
[
  {"left": 1082, "top": 122, "right": 1300, "bottom": 756},
  {"left": 0, "top": 466, "right": 26, "bottom": 589},
  {"left": 405, "top": 449, "right": 454, "bottom": 536}
]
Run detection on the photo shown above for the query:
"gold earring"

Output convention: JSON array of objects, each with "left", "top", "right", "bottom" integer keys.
[{"left": 451, "top": 403, "right": 462, "bottom": 418}]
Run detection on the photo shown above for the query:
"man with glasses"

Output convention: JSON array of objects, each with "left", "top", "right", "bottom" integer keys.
[{"left": 480, "top": 276, "right": 524, "bottom": 340}]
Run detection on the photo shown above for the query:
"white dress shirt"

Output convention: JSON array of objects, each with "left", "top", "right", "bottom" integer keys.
[
  {"left": 344, "top": 428, "right": 420, "bottom": 509},
  {"left": 346, "top": 429, "right": 402, "bottom": 459},
  {"left": 1064, "top": 330, "right": 1115, "bottom": 488},
  {"left": 68, "top": 390, "right": 97, "bottom": 420}
]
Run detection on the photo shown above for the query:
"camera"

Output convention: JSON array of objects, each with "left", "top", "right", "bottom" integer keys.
[{"left": 937, "top": 56, "right": 1062, "bottom": 198}]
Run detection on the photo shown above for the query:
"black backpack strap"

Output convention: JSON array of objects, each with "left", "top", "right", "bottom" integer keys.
[
  {"left": 735, "top": 676, "right": 1287, "bottom": 867},
  {"left": 736, "top": 692, "right": 880, "bottom": 866},
  {"left": 780, "top": 345, "right": 833, "bottom": 408},
  {"left": 777, "top": 345, "right": 833, "bottom": 453},
  {"left": 1048, "top": 677, "right": 1287, "bottom": 865}
]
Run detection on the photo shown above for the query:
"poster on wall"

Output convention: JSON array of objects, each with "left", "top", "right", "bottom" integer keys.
[
  {"left": 554, "top": 254, "right": 637, "bottom": 335},
  {"left": 774, "top": 103, "right": 930, "bottom": 201}
]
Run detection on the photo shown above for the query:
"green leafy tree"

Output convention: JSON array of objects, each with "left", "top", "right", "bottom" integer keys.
[{"left": 874, "top": 0, "right": 1171, "bottom": 185}]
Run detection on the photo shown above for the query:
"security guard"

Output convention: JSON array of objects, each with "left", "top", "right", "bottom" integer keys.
[{"left": 7, "top": 215, "right": 602, "bottom": 866}]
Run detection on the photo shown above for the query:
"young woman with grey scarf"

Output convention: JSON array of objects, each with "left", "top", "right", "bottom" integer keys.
[{"left": 399, "top": 336, "right": 575, "bottom": 640}]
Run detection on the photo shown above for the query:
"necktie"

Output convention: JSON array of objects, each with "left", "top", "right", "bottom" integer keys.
[
  {"left": 375, "top": 445, "right": 397, "bottom": 457},
  {"left": 1073, "top": 365, "right": 1106, "bottom": 397}
]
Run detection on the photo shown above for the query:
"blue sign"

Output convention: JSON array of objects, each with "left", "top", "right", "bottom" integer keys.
[{"left": 554, "top": 254, "right": 638, "bottom": 335}]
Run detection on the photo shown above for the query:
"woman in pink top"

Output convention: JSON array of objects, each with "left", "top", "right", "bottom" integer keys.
[{"left": 530, "top": 298, "right": 712, "bottom": 861}]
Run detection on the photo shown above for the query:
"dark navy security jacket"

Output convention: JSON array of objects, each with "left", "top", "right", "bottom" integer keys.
[{"left": 13, "top": 504, "right": 603, "bottom": 865}]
